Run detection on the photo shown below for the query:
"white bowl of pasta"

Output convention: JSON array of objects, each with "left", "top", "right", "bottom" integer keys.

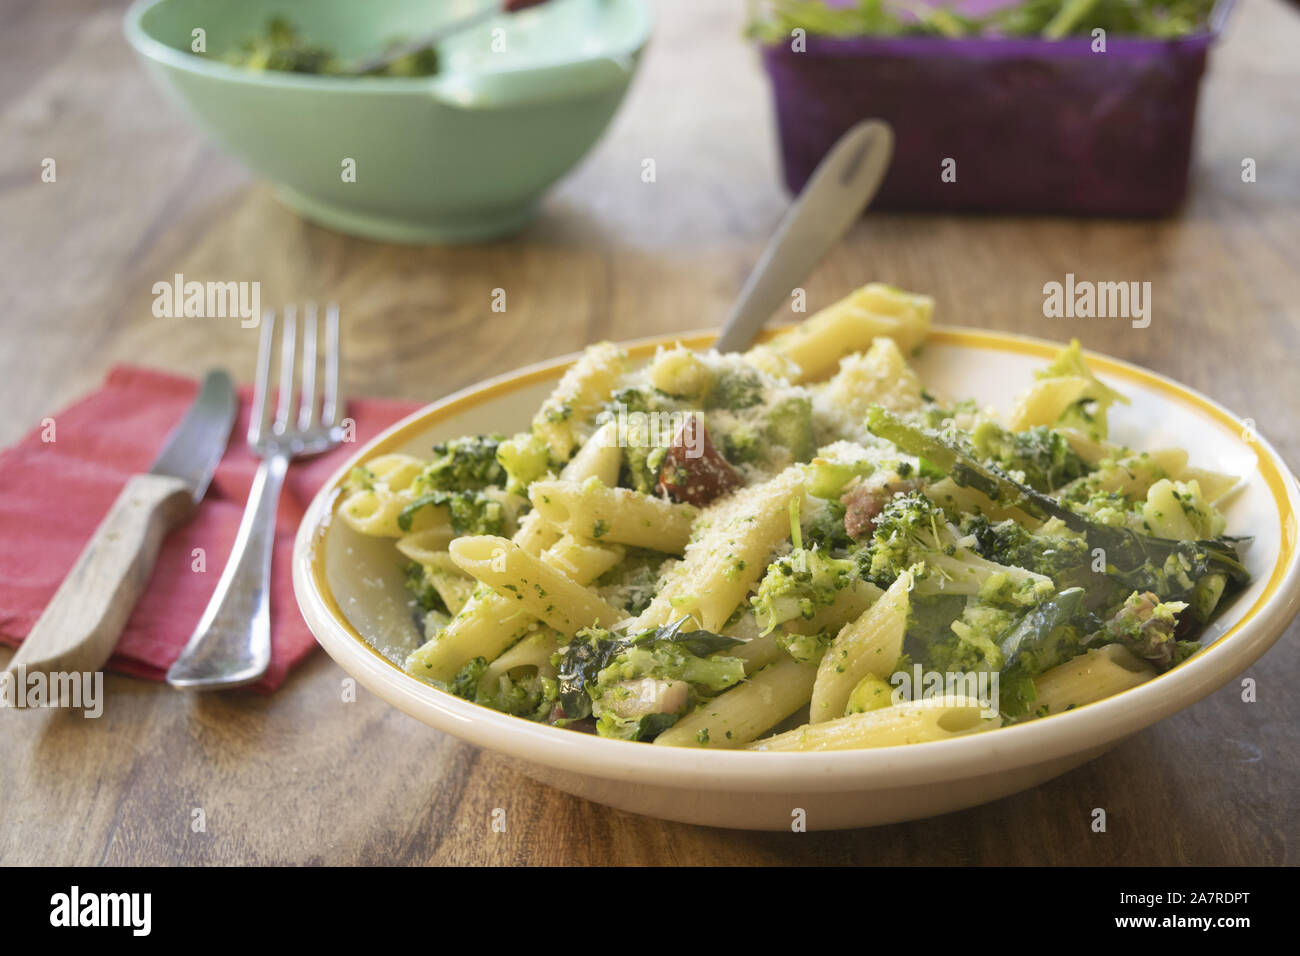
[{"left": 293, "top": 285, "right": 1300, "bottom": 830}]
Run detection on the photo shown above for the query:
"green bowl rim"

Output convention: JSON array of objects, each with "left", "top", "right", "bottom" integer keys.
[{"left": 123, "top": 0, "right": 653, "bottom": 92}]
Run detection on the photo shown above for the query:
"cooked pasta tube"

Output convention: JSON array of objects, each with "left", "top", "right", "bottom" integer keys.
[
  {"left": 780, "top": 578, "right": 882, "bottom": 641},
  {"left": 528, "top": 478, "right": 697, "bottom": 553},
  {"left": 511, "top": 425, "right": 622, "bottom": 556},
  {"left": 533, "top": 341, "right": 624, "bottom": 461},
  {"left": 449, "top": 536, "right": 623, "bottom": 634},
  {"left": 480, "top": 628, "right": 567, "bottom": 687},
  {"left": 653, "top": 656, "right": 819, "bottom": 748},
  {"left": 561, "top": 419, "right": 622, "bottom": 487},
  {"left": 728, "top": 631, "right": 784, "bottom": 673},
  {"left": 427, "top": 568, "right": 476, "bottom": 616},
  {"left": 810, "top": 570, "right": 910, "bottom": 723},
  {"left": 632, "top": 466, "right": 807, "bottom": 633},
  {"left": 396, "top": 530, "right": 457, "bottom": 567},
  {"left": 405, "top": 535, "right": 623, "bottom": 682},
  {"left": 1031, "top": 644, "right": 1157, "bottom": 716},
  {"left": 338, "top": 486, "right": 447, "bottom": 538},
  {"left": 814, "top": 337, "right": 927, "bottom": 424},
  {"left": 1176, "top": 465, "right": 1240, "bottom": 503},
  {"left": 748, "top": 696, "right": 1000, "bottom": 752},
  {"left": 744, "top": 283, "right": 933, "bottom": 384}
]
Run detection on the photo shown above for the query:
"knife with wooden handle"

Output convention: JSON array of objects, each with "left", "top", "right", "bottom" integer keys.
[{"left": 4, "top": 370, "right": 237, "bottom": 678}]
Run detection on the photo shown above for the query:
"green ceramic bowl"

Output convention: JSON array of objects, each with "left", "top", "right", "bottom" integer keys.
[{"left": 125, "top": 0, "right": 651, "bottom": 243}]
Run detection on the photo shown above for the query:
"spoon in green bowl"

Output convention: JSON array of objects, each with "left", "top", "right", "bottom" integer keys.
[
  {"left": 712, "top": 118, "right": 895, "bottom": 353},
  {"left": 341, "top": 0, "right": 552, "bottom": 76}
]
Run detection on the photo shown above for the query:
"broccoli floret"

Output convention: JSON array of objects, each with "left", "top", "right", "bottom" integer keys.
[
  {"left": 803, "top": 496, "right": 854, "bottom": 553},
  {"left": 588, "top": 638, "right": 743, "bottom": 742},
  {"left": 864, "top": 491, "right": 1053, "bottom": 606},
  {"left": 595, "top": 550, "right": 667, "bottom": 617},
  {"left": 556, "top": 620, "right": 745, "bottom": 739},
  {"left": 721, "top": 422, "right": 764, "bottom": 466},
  {"left": 705, "top": 369, "right": 765, "bottom": 411},
  {"left": 606, "top": 386, "right": 654, "bottom": 416},
  {"left": 805, "top": 456, "right": 874, "bottom": 500},
  {"left": 949, "top": 602, "right": 1018, "bottom": 671},
  {"left": 904, "top": 594, "right": 1009, "bottom": 677},
  {"left": 603, "top": 388, "right": 673, "bottom": 493},
  {"left": 962, "top": 514, "right": 1091, "bottom": 585},
  {"left": 914, "top": 395, "right": 981, "bottom": 430},
  {"left": 998, "top": 588, "right": 1093, "bottom": 716},
  {"left": 403, "top": 561, "right": 449, "bottom": 616},
  {"left": 225, "top": 17, "right": 335, "bottom": 73},
  {"left": 864, "top": 405, "right": 1251, "bottom": 614},
  {"left": 224, "top": 17, "right": 439, "bottom": 76},
  {"left": 765, "top": 394, "right": 815, "bottom": 462},
  {"left": 446, "top": 656, "right": 489, "bottom": 701},
  {"left": 476, "top": 671, "right": 559, "bottom": 721},
  {"left": 1058, "top": 484, "right": 1136, "bottom": 528},
  {"left": 595, "top": 709, "right": 683, "bottom": 742},
  {"left": 751, "top": 548, "right": 858, "bottom": 635},
  {"left": 496, "top": 432, "right": 551, "bottom": 493},
  {"left": 444, "top": 654, "right": 559, "bottom": 721},
  {"left": 779, "top": 631, "right": 833, "bottom": 664},
  {"left": 1090, "top": 590, "right": 1192, "bottom": 672},
  {"left": 419, "top": 434, "right": 507, "bottom": 492},
  {"left": 971, "top": 422, "right": 1090, "bottom": 493},
  {"left": 398, "top": 490, "right": 503, "bottom": 536},
  {"left": 596, "top": 644, "right": 744, "bottom": 693},
  {"left": 1107, "top": 540, "right": 1235, "bottom": 606}
]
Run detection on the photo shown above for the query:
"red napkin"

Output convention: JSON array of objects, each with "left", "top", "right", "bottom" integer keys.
[{"left": 0, "top": 366, "right": 421, "bottom": 691}]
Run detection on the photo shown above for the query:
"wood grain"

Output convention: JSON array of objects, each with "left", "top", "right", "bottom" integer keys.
[{"left": 0, "top": 0, "right": 1297, "bottom": 864}]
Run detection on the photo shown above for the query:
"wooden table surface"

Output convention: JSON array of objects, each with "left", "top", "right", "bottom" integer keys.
[{"left": 2, "top": 0, "right": 1298, "bottom": 866}]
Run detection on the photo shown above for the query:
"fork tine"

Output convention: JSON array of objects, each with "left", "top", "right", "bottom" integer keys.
[
  {"left": 248, "top": 309, "right": 276, "bottom": 447},
  {"left": 298, "top": 303, "right": 319, "bottom": 432},
  {"left": 321, "top": 303, "right": 343, "bottom": 428},
  {"left": 273, "top": 305, "right": 299, "bottom": 435}
]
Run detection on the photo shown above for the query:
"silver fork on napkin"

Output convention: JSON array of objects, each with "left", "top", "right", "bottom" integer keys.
[{"left": 167, "top": 304, "right": 345, "bottom": 689}]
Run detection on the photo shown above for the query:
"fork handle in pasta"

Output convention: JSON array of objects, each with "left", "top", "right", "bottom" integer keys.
[{"left": 166, "top": 454, "right": 289, "bottom": 689}]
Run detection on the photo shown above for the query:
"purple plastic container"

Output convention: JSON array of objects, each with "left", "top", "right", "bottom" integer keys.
[{"left": 761, "top": 6, "right": 1231, "bottom": 216}]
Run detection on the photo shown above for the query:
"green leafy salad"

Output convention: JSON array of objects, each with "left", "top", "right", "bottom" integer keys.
[
  {"left": 747, "top": 0, "right": 1219, "bottom": 42},
  {"left": 218, "top": 17, "right": 439, "bottom": 76}
]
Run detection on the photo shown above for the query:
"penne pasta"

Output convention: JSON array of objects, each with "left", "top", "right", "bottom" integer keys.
[
  {"left": 481, "top": 628, "right": 567, "bottom": 686},
  {"left": 1031, "top": 644, "right": 1157, "bottom": 716},
  {"left": 653, "top": 655, "right": 818, "bottom": 748},
  {"left": 449, "top": 535, "right": 623, "bottom": 635},
  {"left": 744, "top": 283, "right": 933, "bottom": 383},
  {"left": 810, "top": 570, "right": 910, "bottom": 724},
  {"left": 632, "top": 466, "right": 807, "bottom": 633},
  {"left": 812, "top": 337, "right": 927, "bottom": 440},
  {"left": 533, "top": 341, "right": 624, "bottom": 462},
  {"left": 747, "top": 696, "right": 1001, "bottom": 752},
  {"left": 395, "top": 528, "right": 457, "bottom": 565},
  {"left": 528, "top": 478, "right": 697, "bottom": 553}
]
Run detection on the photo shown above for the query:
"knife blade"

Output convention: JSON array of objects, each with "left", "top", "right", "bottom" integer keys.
[
  {"left": 3, "top": 370, "right": 237, "bottom": 683},
  {"left": 150, "top": 369, "right": 238, "bottom": 500}
]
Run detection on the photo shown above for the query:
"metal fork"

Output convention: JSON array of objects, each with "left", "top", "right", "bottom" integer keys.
[{"left": 167, "top": 304, "right": 345, "bottom": 689}]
